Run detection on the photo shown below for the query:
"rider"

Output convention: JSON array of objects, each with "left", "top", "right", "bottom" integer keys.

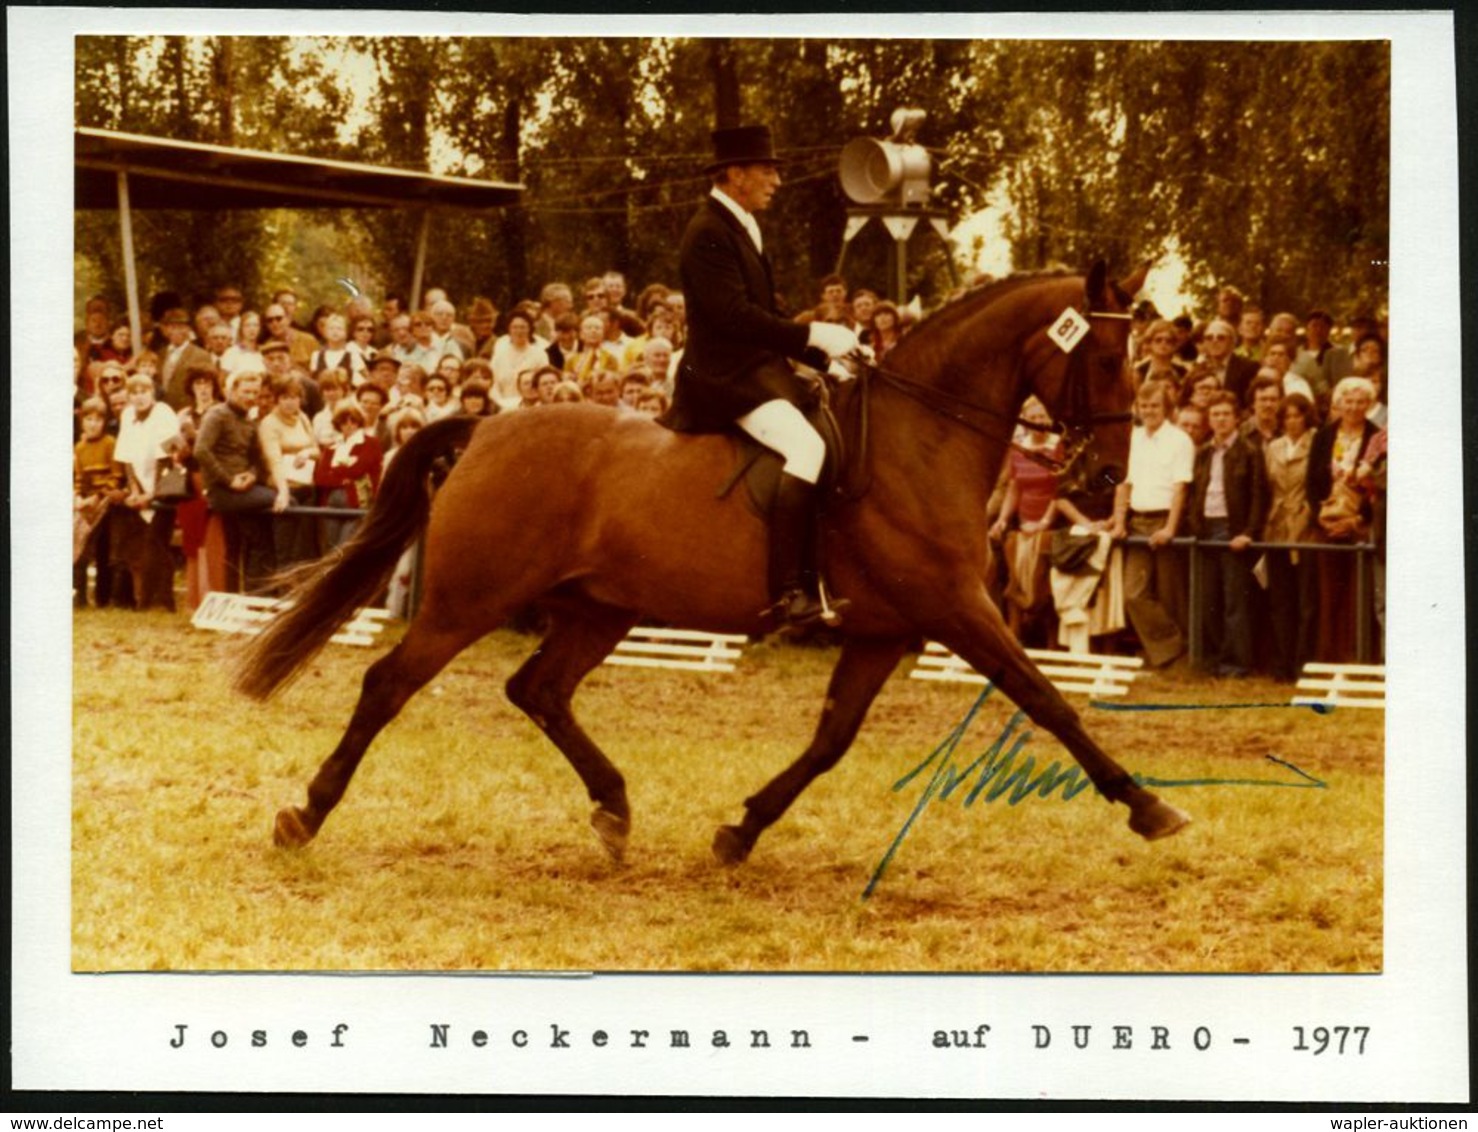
[{"left": 664, "top": 123, "right": 859, "bottom": 629}]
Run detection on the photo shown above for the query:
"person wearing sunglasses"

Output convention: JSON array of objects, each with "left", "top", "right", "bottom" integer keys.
[
  {"left": 1196, "top": 318, "right": 1260, "bottom": 407},
  {"left": 1132, "top": 318, "right": 1191, "bottom": 390},
  {"left": 263, "top": 302, "right": 317, "bottom": 368}
]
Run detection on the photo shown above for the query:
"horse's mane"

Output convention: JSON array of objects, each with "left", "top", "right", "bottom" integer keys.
[
  {"left": 885, "top": 268, "right": 1079, "bottom": 372},
  {"left": 912, "top": 269, "right": 1077, "bottom": 334}
]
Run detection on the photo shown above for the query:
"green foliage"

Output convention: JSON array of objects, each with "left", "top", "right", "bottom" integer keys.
[
  {"left": 982, "top": 40, "right": 1390, "bottom": 315},
  {"left": 75, "top": 36, "right": 1389, "bottom": 322},
  {"left": 76, "top": 36, "right": 366, "bottom": 311}
]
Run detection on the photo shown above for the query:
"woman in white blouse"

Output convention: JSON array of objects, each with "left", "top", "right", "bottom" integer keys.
[
  {"left": 489, "top": 311, "right": 549, "bottom": 410},
  {"left": 112, "top": 373, "right": 182, "bottom": 610}
]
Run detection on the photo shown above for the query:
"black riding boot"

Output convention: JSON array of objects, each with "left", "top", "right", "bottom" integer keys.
[{"left": 766, "top": 472, "right": 837, "bottom": 630}]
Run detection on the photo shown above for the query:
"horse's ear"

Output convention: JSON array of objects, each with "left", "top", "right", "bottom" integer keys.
[
  {"left": 1116, "top": 260, "right": 1152, "bottom": 300},
  {"left": 1086, "top": 260, "right": 1108, "bottom": 305}
]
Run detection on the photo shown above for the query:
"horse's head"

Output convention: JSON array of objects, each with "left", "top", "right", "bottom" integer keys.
[{"left": 1033, "top": 260, "right": 1147, "bottom": 495}]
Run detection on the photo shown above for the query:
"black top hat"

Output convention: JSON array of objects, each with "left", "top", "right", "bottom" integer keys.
[{"left": 706, "top": 124, "right": 780, "bottom": 173}]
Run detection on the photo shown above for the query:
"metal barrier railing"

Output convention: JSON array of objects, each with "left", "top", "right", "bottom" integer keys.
[
  {"left": 1120, "top": 534, "right": 1380, "bottom": 664},
  {"left": 249, "top": 512, "right": 1381, "bottom": 664},
  {"left": 211, "top": 504, "right": 428, "bottom": 616}
]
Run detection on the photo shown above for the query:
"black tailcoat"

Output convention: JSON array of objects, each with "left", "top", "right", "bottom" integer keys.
[{"left": 664, "top": 195, "right": 820, "bottom": 433}]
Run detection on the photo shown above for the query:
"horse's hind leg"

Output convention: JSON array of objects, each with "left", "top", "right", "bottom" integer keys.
[
  {"left": 714, "top": 637, "right": 910, "bottom": 865},
  {"left": 504, "top": 602, "right": 640, "bottom": 861},
  {"left": 937, "top": 598, "right": 1190, "bottom": 841},
  {"left": 274, "top": 618, "right": 480, "bottom": 848}
]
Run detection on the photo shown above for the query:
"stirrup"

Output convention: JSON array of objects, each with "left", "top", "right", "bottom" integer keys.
[
  {"left": 766, "top": 589, "right": 828, "bottom": 630},
  {"left": 765, "top": 586, "right": 849, "bottom": 630},
  {"left": 816, "top": 577, "right": 850, "bottom": 626}
]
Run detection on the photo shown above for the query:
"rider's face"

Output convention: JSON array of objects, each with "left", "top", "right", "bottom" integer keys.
[{"left": 725, "top": 163, "right": 782, "bottom": 213}]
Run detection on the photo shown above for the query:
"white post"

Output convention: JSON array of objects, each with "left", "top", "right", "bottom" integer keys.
[
  {"left": 409, "top": 208, "right": 430, "bottom": 310},
  {"left": 117, "top": 170, "right": 142, "bottom": 351}
]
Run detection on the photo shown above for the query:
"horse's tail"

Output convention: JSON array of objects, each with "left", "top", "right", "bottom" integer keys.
[{"left": 233, "top": 414, "right": 481, "bottom": 702}]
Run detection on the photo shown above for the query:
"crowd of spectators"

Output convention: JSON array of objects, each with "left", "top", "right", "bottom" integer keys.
[
  {"left": 72, "top": 275, "right": 1386, "bottom": 677},
  {"left": 992, "top": 284, "right": 1388, "bottom": 677}
]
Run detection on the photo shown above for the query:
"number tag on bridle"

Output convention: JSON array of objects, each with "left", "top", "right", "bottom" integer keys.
[{"left": 1047, "top": 307, "right": 1091, "bottom": 353}]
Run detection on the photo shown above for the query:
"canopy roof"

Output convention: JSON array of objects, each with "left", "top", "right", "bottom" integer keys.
[{"left": 75, "top": 127, "right": 524, "bottom": 211}]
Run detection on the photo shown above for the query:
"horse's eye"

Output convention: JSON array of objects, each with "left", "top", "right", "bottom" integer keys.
[{"left": 1096, "top": 356, "right": 1122, "bottom": 374}]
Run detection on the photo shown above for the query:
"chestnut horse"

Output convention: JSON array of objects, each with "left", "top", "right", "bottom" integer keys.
[{"left": 239, "top": 262, "right": 1190, "bottom": 864}]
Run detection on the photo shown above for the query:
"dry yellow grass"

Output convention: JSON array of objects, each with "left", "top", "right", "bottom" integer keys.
[{"left": 72, "top": 609, "right": 1383, "bottom": 973}]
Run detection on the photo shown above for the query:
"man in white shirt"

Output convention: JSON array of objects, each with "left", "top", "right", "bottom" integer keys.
[
  {"left": 427, "top": 297, "right": 471, "bottom": 359},
  {"left": 1112, "top": 379, "right": 1194, "bottom": 666}
]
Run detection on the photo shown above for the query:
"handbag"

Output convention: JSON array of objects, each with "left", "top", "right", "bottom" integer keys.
[
  {"left": 1048, "top": 529, "right": 1100, "bottom": 574},
  {"left": 153, "top": 459, "right": 191, "bottom": 504},
  {"left": 1317, "top": 478, "right": 1365, "bottom": 541}
]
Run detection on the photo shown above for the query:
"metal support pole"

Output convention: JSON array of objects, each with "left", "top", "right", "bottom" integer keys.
[
  {"left": 117, "top": 170, "right": 142, "bottom": 353},
  {"left": 409, "top": 208, "right": 431, "bottom": 311},
  {"left": 1186, "top": 541, "right": 1202, "bottom": 666},
  {"left": 1355, "top": 543, "right": 1371, "bottom": 663},
  {"left": 894, "top": 234, "right": 908, "bottom": 306}
]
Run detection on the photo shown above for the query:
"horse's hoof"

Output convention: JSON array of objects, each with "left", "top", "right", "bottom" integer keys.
[
  {"left": 590, "top": 806, "right": 630, "bottom": 862},
  {"left": 712, "top": 824, "right": 752, "bottom": 867},
  {"left": 273, "top": 807, "right": 315, "bottom": 849},
  {"left": 1129, "top": 797, "right": 1192, "bottom": 841}
]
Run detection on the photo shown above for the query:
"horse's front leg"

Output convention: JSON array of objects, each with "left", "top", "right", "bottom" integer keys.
[
  {"left": 931, "top": 592, "right": 1190, "bottom": 842},
  {"left": 714, "top": 636, "right": 911, "bottom": 864}
]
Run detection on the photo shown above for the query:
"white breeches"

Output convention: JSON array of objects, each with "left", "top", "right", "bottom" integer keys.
[{"left": 736, "top": 399, "right": 825, "bottom": 484}]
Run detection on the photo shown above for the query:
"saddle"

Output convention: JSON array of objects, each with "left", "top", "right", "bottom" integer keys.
[{"left": 715, "top": 398, "right": 847, "bottom": 520}]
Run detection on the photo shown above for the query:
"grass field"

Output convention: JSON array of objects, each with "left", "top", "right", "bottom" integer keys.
[{"left": 71, "top": 608, "right": 1383, "bottom": 973}]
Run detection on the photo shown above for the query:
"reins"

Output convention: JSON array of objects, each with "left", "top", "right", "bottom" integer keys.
[{"left": 851, "top": 303, "right": 1134, "bottom": 477}]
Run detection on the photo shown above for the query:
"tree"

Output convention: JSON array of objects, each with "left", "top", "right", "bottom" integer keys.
[
  {"left": 975, "top": 40, "right": 1389, "bottom": 317},
  {"left": 75, "top": 36, "right": 1389, "bottom": 325},
  {"left": 75, "top": 35, "right": 362, "bottom": 312}
]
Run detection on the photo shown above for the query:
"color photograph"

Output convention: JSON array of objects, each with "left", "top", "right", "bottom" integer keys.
[
  {"left": 69, "top": 29, "right": 1388, "bottom": 976},
  {"left": 13, "top": 9, "right": 1465, "bottom": 1103}
]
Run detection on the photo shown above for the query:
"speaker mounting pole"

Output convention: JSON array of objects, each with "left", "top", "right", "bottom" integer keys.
[
  {"left": 836, "top": 204, "right": 953, "bottom": 305},
  {"left": 836, "top": 108, "right": 955, "bottom": 305}
]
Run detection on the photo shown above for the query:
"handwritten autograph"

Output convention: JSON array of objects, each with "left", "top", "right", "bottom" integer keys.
[{"left": 863, "top": 686, "right": 1329, "bottom": 900}]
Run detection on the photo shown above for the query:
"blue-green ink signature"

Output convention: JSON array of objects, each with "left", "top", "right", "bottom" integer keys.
[{"left": 864, "top": 686, "right": 1329, "bottom": 899}]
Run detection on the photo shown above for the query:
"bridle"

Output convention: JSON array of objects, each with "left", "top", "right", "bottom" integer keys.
[{"left": 855, "top": 299, "right": 1135, "bottom": 480}]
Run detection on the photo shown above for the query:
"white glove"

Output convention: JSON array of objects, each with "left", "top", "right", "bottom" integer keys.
[
  {"left": 807, "top": 321, "right": 859, "bottom": 358},
  {"left": 828, "top": 358, "right": 856, "bottom": 383}
]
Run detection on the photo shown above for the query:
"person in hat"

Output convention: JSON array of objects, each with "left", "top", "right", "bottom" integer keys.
[
  {"left": 259, "top": 335, "right": 292, "bottom": 377},
  {"left": 262, "top": 339, "right": 324, "bottom": 419},
  {"left": 159, "top": 308, "right": 215, "bottom": 411},
  {"left": 367, "top": 352, "right": 402, "bottom": 394},
  {"left": 665, "top": 123, "right": 859, "bottom": 630}
]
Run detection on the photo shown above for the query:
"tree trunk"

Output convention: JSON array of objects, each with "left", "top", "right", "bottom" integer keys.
[
  {"left": 212, "top": 36, "right": 234, "bottom": 145},
  {"left": 115, "top": 36, "right": 131, "bottom": 126},
  {"left": 165, "top": 37, "right": 193, "bottom": 140},
  {"left": 708, "top": 39, "right": 740, "bottom": 129},
  {"left": 501, "top": 94, "right": 528, "bottom": 302}
]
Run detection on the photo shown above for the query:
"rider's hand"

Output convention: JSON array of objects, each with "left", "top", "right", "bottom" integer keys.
[{"left": 807, "top": 321, "right": 859, "bottom": 359}]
